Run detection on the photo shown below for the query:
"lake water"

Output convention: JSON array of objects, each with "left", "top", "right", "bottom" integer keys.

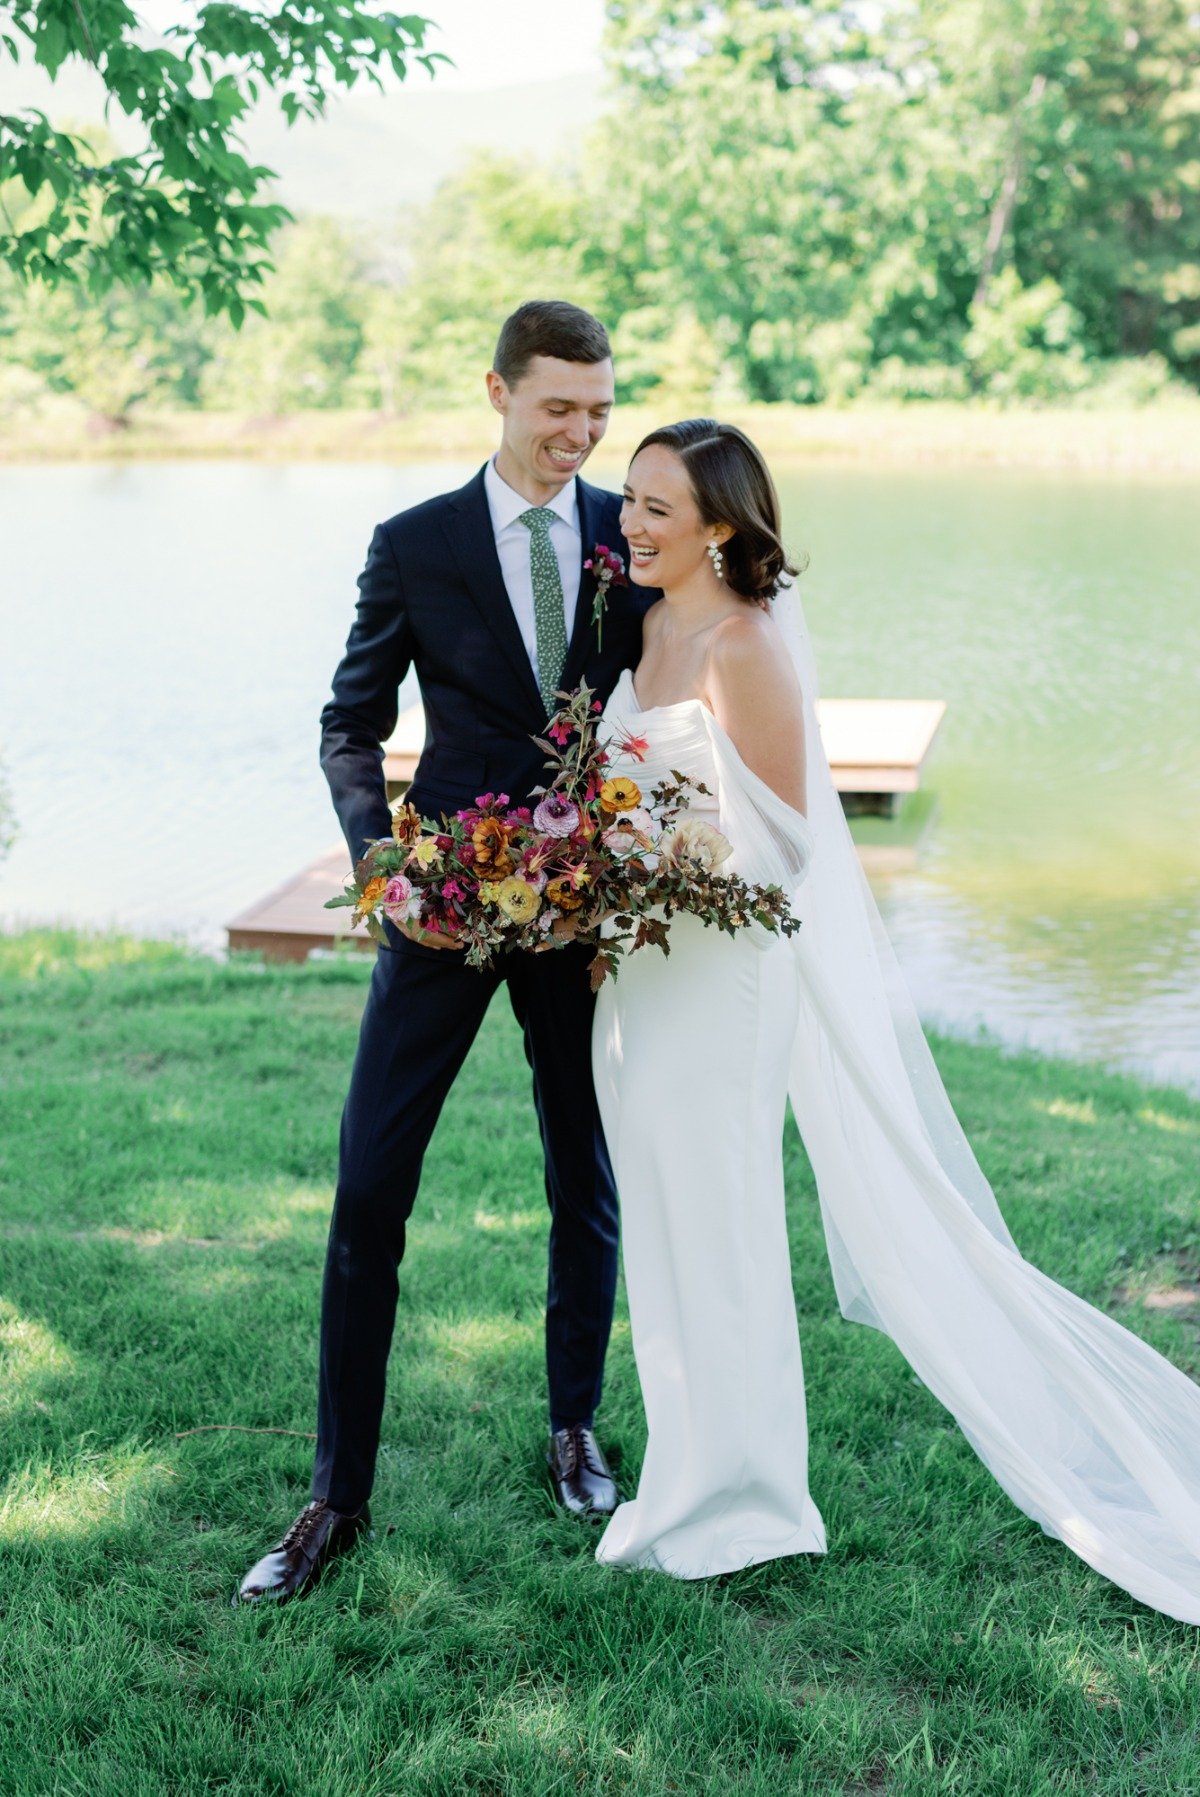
[{"left": 1, "top": 458, "right": 1197, "bottom": 1094}]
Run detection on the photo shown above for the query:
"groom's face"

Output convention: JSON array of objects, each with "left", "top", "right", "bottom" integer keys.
[{"left": 488, "top": 355, "right": 615, "bottom": 501}]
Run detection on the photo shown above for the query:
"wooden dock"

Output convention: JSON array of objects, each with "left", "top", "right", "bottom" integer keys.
[{"left": 227, "top": 698, "right": 945, "bottom": 961}]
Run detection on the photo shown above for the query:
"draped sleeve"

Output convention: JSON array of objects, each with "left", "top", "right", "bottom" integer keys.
[{"left": 697, "top": 592, "right": 1200, "bottom": 1627}]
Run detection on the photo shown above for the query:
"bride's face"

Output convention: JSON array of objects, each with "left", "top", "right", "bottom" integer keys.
[{"left": 621, "top": 445, "right": 720, "bottom": 589}]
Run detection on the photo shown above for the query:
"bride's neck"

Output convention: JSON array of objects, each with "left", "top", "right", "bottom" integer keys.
[{"left": 657, "top": 569, "right": 735, "bottom": 634}]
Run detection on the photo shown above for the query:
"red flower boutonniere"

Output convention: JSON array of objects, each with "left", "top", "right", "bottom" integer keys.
[{"left": 584, "top": 544, "right": 628, "bottom": 650}]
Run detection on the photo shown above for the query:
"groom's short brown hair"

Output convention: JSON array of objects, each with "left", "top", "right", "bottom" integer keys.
[{"left": 494, "top": 301, "right": 611, "bottom": 387}]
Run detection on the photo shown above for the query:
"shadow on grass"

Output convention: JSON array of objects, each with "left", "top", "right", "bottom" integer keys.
[{"left": 4, "top": 940, "right": 1200, "bottom": 1791}]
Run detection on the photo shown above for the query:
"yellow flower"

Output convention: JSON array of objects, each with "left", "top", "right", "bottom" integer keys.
[
  {"left": 496, "top": 877, "right": 541, "bottom": 925},
  {"left": 600, "top": 776, "right": 642, "bottom": 812},
  {"left": 546, "top": 875, "right": 587, "bottom": 913},
  {"left": 479, "top": 881, "right": 501, "bottom": 904},
  {"left": 390, "top": 801, "right": 422, "bottom": 846},
  {"left": 411, "top": 838, "right": 442, "bottom": 869},
  {"left": 354, "top": 875, "right": 387, "bottom": 917}
]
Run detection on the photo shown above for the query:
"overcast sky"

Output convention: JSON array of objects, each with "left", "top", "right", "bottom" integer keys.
[{"left": 132, "top": 0, "right": 608, "bottom": 91}]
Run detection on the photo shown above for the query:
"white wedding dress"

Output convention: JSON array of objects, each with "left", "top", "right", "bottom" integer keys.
[
  {"left": 591, "top": 654, "right": 1200, "bottom": 1621},
  {"left": 592, "top": 669, "right": 826, "bottom": 1576}
]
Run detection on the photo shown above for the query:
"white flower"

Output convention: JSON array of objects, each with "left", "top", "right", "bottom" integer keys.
[
  {"left": 601, "top": 806, "right": 657, "bottom": 857},
  {"left": 660, "top": 818, "right": 733, "bottom": 873}
]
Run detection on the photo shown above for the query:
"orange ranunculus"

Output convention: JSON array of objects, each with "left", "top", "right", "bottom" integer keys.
[
  {"left": 545, "top": 875, "right": 588, "bottom": 913},
  {"left": 355, "top": 875, "right": 387, "bottom": 917},
  {"left": 472, "top": 816, "right": 515, "bottom": 876},
  {"left": 599, "top": 776, "right": 642, "bottom": 812}
]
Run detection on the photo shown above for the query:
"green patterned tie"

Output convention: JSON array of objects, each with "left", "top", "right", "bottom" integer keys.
[{"left": 519, "top": 506, "right": 569, "bottom": 711}]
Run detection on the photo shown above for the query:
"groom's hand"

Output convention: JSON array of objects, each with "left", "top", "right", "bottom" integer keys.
[{"left": 392, "top": 917, "right": 464, "bottom": 952}]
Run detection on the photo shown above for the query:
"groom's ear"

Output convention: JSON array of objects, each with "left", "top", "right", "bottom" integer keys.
[{"left": 486, "top": 370, "right": 509, "bottom": 415}]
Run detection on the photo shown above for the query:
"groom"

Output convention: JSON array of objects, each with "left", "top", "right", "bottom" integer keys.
[{"left": 236, "top": 301, "right": 654, "bottom": 1604}]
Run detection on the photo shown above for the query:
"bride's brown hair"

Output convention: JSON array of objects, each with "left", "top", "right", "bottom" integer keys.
[{"left": 631, "top": 418, "right": 802, "bottom": 605}]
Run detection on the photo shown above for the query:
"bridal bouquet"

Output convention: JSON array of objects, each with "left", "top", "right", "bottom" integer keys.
[{"left": 327, "top": 685, "right": 799, "bottom": 987}]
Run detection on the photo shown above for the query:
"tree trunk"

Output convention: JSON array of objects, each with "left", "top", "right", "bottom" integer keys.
[{"left": 974, "top": 70, "right": 1048, "bottom": 311}]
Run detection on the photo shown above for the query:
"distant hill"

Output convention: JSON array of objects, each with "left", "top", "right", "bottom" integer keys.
[{"left": 5, "top": 58, "right": 608, "bottom": 216}]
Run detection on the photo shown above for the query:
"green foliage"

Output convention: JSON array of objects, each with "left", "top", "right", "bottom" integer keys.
[
  {"left": 595, "top": 0, "right": 1200, "bottom": 401},
  {"left": 377, "top": 152, "right": 602, "bottom": 408},
  {"left": 201, "top": 216, "right": 368, "bottom": 411},
  {"left": 3, "top": 934, "right": 1200, "bottom": 1789},
  {"left": 0, "top": 266, "right": 214, "bottom": 422},
  {"left": 3, "top": 0, "right": 1197, "bottom": 412},
  {"left": 0, "top": 0, "right": 444, "bottom": 317},
  {"left": 963, "top": 269, "right": 1091, "bottom": 400}
]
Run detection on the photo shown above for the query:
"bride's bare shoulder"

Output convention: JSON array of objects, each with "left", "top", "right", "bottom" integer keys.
[{"left": 706, "top": 606, "right": 797, "bottom": 694}]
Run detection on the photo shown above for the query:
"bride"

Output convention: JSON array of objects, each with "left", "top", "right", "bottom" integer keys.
[{"left": 590, "top": 418, "right": 1200, "bottom": 1623}]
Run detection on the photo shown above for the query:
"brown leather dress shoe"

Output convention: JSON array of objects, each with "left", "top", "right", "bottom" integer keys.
[
  {"left": 233, "top": 1498, "right": 370, "bottom": 1605},
  {"left": 548, "top": 1426, "right": 619, "bottom": 1518}
]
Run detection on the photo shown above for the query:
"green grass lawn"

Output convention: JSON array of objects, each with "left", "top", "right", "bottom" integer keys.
[{"left": 2, "top": 930, "right": 1200, "bottom": 1796}]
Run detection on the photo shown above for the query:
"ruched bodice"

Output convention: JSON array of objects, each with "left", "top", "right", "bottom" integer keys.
[{"left": 598, "top": 669, "right": 722, "bottom": 826}]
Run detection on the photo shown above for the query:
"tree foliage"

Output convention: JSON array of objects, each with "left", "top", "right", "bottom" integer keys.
[
  {"left": 1, "top": 0, "right": 1197, "bottom": 413},
  {"left": 0, "top": 0, "right": 443, "bottom": 320},
  {"left": 595, "top": 0, "right": 1200, "bottom": 400}
]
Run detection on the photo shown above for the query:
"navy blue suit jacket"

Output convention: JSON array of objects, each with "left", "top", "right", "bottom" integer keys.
[{"left": 320, "top": 465, "right": 656, "bottom": 865}]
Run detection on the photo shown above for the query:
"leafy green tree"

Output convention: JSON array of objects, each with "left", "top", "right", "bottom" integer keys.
[
  {"left": 201, "top": 216, "right": 367, "bottom": 410},
  {"left": 1, "top": 0, "right": 443, "bottom": 319},
  {"left": 596, "top": 0, "right": 1200, "bottom": 397},
  {"left": 377, "top": 154, "right": 602, "bottom": 408},
  {"left": 0, "top": 134, "right": 215, "bottom": 422},
  {"left": 963, "top": 267, "right": 1090, "bottom": 398},
  {"left": 0, "top": 273, "right": 211, "bottom": 421},
  {"left": 592, "top": 2, "right": 935, "bottom": 401},
  {"left": 914, "top": 0, "right": 1200, "bottom": 373}
]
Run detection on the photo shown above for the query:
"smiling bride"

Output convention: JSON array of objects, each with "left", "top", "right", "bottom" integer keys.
[{"left": 589, "top": 418, "right": 1200, "bottom": 1626}]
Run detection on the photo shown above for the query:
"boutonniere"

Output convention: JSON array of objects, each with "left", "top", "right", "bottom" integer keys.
[{"left": 584, "top": 544, "right": 628, "bottom": 650}]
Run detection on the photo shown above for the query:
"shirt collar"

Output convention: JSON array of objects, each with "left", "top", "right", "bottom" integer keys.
[{"left": 485, "top": 456, "right": 580, "bottom": 535}]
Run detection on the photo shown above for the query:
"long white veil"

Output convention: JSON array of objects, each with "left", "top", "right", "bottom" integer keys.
[{"left": 700, "top": 582, "right": 1200, "bottom": 1626}]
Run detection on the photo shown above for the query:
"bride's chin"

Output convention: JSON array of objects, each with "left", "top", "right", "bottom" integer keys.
[{"left": 628, "top": 561, "right": 658, "bottom": 585}]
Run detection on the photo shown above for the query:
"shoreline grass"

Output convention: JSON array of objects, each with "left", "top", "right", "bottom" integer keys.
[
  {"left": 3, "top": 399, "right": 1200, "bottom": 476},
  {"left": 3, "top": 927, "right": 1200, "bottom": 1793}
]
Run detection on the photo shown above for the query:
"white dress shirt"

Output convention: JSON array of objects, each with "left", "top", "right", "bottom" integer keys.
[{"left": 483, "top": 456, "right": 582, "bottom": 678}]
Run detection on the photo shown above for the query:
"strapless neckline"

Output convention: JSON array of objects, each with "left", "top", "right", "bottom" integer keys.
[{"left": 619, "top": 667, "right": 713, "bottom": 720}]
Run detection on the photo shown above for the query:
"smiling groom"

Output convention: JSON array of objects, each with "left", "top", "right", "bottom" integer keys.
[{"left": 236, "top": 301, "right": 655, "bottom": 1604}]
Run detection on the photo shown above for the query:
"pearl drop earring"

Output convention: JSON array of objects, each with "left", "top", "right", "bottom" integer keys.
[{"left": 707, "top": 541, "right": 724, "bottom": 579}]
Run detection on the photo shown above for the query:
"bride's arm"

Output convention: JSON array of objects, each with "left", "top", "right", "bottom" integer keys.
[{"left": 705, "top": 610, "right": 808, "bottom": 816}]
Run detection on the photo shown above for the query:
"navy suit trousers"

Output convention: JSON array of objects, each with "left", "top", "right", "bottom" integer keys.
[{"left": 311, "top": 931, "right": 619, "bottom": 1511}]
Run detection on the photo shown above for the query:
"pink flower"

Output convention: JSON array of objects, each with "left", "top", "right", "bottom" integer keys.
[
  {"left": 383, "top": 874, "right": 413, "bottom": 918},
  {"left": 533, "top": 793, "right": 581, "bottom": 837},
  {"left": 441, "top": 879, "right": 467, "bottom": 902},
  {"left": 547, "top": 718, "right": 573, "bottom": 747},
  {"left": 613, "top": 730, "right": 650, "bottom": 763}
]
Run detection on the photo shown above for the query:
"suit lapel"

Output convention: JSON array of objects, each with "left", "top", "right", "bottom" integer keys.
[{"left": 442, "top": 468, "right": 544, "bottom": 717}]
